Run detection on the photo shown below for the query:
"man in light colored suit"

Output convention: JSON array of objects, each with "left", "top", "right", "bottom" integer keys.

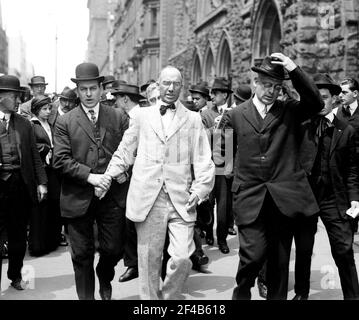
[{"left": 99, "top": 66, "right": 215, "bottom": 300}]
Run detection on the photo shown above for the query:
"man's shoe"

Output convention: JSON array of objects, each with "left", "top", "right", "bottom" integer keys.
[
  {"left": 218, "top": 242, "right": 230, "bottom": 254},
  {"left": 10, "top": 278, "right": 27, "bottom": 291},
  {"left": 206, "top": 234, "right": 214, "bottom": 246},
  {"left": 228, "top": 227, "right": 237, "bottom": 236},
  {"left": 191, "top": 253, "right": 209, "bottom": 267},
  {"left": 118, "top": 267, "right": 138, "bottom": 282},
  {"left": 292, "top": 294, "right": 308, "bottom": 300},
  {"left": 99, "top": 283, "right": 112, "bottom": 300}
]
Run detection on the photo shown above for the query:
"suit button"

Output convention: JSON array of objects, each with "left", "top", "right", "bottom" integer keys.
[{"left": 261, "top": 156, "right": 266, "bottom": 160}]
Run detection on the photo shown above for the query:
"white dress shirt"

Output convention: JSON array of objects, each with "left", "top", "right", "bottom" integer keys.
[
  {"left": 0, "top": 111, "right": 11, "bottom": 130},
  {"left": 128, "top": 104, "right": 140, "bottom": 119},
  {"left": 81, "top": 103, "right": 100, "bottom": 122},
  {"left": 253, "top": 95, "right": 274, "bottom": 119},
  {"left": 159, "top": 100, "right": 176, "bottom": 136}
]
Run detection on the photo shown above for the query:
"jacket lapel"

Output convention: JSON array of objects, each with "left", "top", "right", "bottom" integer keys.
[
  {"left": 260, "top": 101, "right": 284, "bottom": 133},
  {"left": 166, "top": 102, "right": 188, "bottom": 141},
  {"left": 75, "top": 106, "right": 97, "bottom": 144},
  {"left": 13, "top": 114, "right": 22, "bottom": 161},
  {"left": 149, "top": 104, "right": 166, "bottom": 143},
  {"left": 242, "top": 99, "right": 262, "bottom": 133},
  {"left": 330, "top": 117, "right": 344, "bottom": 157},
  {"left": 98, "top": 104, "right": 108, "bottom": 143}
]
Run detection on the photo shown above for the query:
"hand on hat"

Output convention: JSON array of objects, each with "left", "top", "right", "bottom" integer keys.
[{"left": 270, "top": 53, "right": 297, "bottom": 72}]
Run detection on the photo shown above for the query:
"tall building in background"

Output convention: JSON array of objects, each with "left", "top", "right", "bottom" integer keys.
[
  {"left": 8, "top": 33, "right": 34, "bottom": 85},
  {"left": 87, "top": 0, "right": 359, "bottom": 95},
  {"left": 0, "top": 0, "right": 8, "bottom": 74}
]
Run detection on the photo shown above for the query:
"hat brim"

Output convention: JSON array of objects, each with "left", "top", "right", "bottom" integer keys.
[
  {"left": 316, "top": 83, "right": 342, "bottom": 96},
  {"left": 211, "top": 87, "right": 233, "bottom": 94},
  {"left": 71, "top": 76, "right": 105, "bottom": 84},
  {"left": 28, "top": 83, "right": 48, "bottom": 86},
  {"left": 111, "top": 90, "right": 146, "bottom": 100},
  {"left": 189, "top": 89, "right": 210, "bottom": 99},
  {"left": 251, "top": 66, "right": 290, "bottom": 80},
  {"left": 0, "top": 87, "right": 25, "bottom": 93},
  {"left": 234, "top": 93, "right": 250, "bottom": 102}
]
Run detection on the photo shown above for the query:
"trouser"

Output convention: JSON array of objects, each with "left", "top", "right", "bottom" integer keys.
[
  {"left": 0, "top": 172, "right": 30, "bottom": 288},
  {"left": 232, "top": 193, "right": 299, "bottom": 300},
  {"left": 136, "top": 188, "right": 195, "bottom": 300},
  {"left": 294, "top": 195, "right": 359, "bottom": 299},
  {"left": 123, "top": 218, "right": 138, "bottom": 269},
  {"left": 208, "top": 175, "right": 233, "bottom": 243},
  {"left": 66, "top": 194, "right": 126, "bottom": 300}
]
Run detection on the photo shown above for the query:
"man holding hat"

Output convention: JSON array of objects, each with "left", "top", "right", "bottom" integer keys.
[
  {"left": 53, "top": 62, "right": 130, "bottom": 300},
  {"left": 232, "top": 84, "right": 252, "bottom": 107},
  {"left": 215, "top": 53, "right": 324, "bottom": 299},
  {"left": 201, "top": 77, "right": 234, "bottom": 254},
  {"left": 19, "top": 75, "right": 48, "bottom": 120},
  {"left": 292, "top": 73, "right": 359, "bottom": 300},
  {"left": 0, "top": 75, "right": 47, "bottom": 291}
]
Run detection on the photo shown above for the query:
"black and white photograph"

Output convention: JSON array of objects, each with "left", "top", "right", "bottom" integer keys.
[{"left": 0, "top": 0, "right": 359, "bottom": 307}]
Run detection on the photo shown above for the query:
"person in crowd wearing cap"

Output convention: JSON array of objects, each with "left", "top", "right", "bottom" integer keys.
[
  {"left": 109, "top": 81, "right": 147, "bottom": 283},
  {"left": 102, "top": 75, "right": 116, "bottom": 92},
  {"left": 19, "top": 76, "right": 48, "bottom": 120},
  {"left": 98, "top": 66, "right": 214, "bottom": 300},
  {"left": 100, "top": 76, "right": 118, "bottom": 108},
  {"left": 292, "top": 73, "right": 359, "bottom": 300},
  {"left": 53, "top": 62, "right": 130, "bottom": 300},
  {"left": 214, "top": 53, "right": 324, "bottom": 299},
  {"left": 232, "top": 85, "right": 252, "bottom": 108},
  {"left": 28, "top": 95, "right": 63, "bottom": 256},
  {"left": 0, "top": 75, "right": 47, "bottom": 291},
  {"left": 48, "top": 87, "right": 78, "bottom": 128},
  {"left": 201, "top": 77, "right": 234, "bottom": 254}
]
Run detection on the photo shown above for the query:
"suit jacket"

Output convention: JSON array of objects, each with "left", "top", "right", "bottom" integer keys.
[
  {"left": 106, "top": 100, "right": 215, "bottom": 223},
  {"left": 53, "top": 103, "right": 130, "bottom": 218},
  {"left": 0, "top": 113, "right": 47, "bottom": 203},
  {"left": 217, "top": 67, "right": 324, "bottom": 226},
  {"left": 299, "top": 115, "right": 359, "bottom": 219},
  {"left": 30, "top": 119, "right": 52, "bottom": 163}
]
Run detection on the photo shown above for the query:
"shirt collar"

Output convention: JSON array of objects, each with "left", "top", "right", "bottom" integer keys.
[
  {"left": 0, "top": 110, "right": 11, "bottom": 120},
  {"left": 128, "top": 104, "right": 139, "bottom": 118},
  {"left": 253, "top": 95, "right": 274, "bottom": 111},
  {"left": 81, "top": 103, "right": 100, "bottom": 116},
  {"left": 324, "top": 111, "right": 335, "bottom": 123},
  {"left": 349, "top": 100, "right": 358, "bottom": 113},
  {"left": 217, "top": 103, "right": 228, "bottom": 113}
]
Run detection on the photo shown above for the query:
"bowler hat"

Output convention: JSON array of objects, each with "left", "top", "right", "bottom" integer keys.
[
  {"left": 58, "top": 86, "right": 77, "bottom": 101},
  {"left": 189, "top": 81, "right": 210, "bottom": 100},
  {"left": 102, "top": 75, "right": 116, "bottom": 87},
  {"left": 31, "top": 95, "right": 51, "bottom": 115},
  {"left": 28, "top": 76, "right": 48, "bottom": 86},
  {"left": 211, "top": 77, "right": 233, "bottom": 93},
  {"left": 233, "top": 85, "right": 252, "bottom": 102},
  {"left": 251, "top": 56, "right": 289, "bottom": 81},
  {"left": 313, "top": 73, "right": 341, "bottom": 96},
  {"left": 111, "top": 82, "right": 145, "bottom": 100},
  {"left": 0, "top": 75, "right": 24, "bottom": 92},
  {"left": 71, "top": 62, "right": 105, "bottom": 83}
]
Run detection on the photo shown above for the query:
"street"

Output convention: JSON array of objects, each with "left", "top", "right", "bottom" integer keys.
[{"left": 1, "top": 220, "right": 359, "bottom": 300}]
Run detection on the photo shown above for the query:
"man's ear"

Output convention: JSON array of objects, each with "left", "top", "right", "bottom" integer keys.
[
  {"left": 353, "top": 90, "right": 359, "bottom": 98},
  {"left": 253, "top": 77, "right": 258, "bottom": 88}
]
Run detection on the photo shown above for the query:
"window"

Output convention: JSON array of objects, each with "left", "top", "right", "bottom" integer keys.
[{"left": 150, "top": 7, "right": 158, "bottom": 37}]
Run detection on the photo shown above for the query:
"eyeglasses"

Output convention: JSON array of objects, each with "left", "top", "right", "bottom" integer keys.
[
  {"left": 258, "top": 81, "right": 282, "bottom": 91},
  {"left": 161, "top": 81, "right": 182, "bottom": 88}
]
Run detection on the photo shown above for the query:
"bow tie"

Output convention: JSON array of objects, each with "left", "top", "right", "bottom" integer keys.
[{"left": 160, "top": 104, "right": 176, "bottom": 116}]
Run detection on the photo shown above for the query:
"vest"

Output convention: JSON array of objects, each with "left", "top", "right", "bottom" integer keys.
[{"left": 92, "top": 122, "right": 107, "bottom": 174}]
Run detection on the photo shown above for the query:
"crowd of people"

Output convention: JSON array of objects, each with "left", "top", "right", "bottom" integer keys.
[{"left": 0, "top": 51, "right": 359, "bottom": 300}]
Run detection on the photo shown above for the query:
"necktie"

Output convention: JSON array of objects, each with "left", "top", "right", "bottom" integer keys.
[
  {"left": 159, "top": 104, "right": 176, "bottom": 116},
  {"left": 263, "top": 105, "right": 268, "bottom": 117},
  {"left": 315, "top": 116, "right": 333, "bottom": 143},
  {"left": 88, "top": 109, "right": 97, "bottom": 125}
]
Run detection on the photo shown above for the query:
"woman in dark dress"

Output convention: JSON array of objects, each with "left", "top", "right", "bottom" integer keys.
[{"left": 28, "top": 95, "right": 62, "bottom": 256}]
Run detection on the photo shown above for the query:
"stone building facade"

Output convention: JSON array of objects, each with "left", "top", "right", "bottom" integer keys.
[
  {"left": 0, "top": 1, "right": 8, "bottom": 74},
  {"left": 166, "top": 0, "right": 359, "bottom": 97}
]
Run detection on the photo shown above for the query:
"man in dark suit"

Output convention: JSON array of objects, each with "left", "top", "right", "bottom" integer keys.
[
  {"left": 0, "top": 75, "right": 47, "bottom": 291},
  {"left": 202, "top": 77, "right": 234, "bottom": 254},
  {"left": 216, "top": 53, "right": 324, "bottom": 299},
  {"left": 53, "top": 63, "right": 130, "bottom": 300},
  {"left": 293, "top": 73, "right": 359, "bottom": 300}
]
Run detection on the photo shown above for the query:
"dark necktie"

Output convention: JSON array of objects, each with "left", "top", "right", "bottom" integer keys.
[
  {"left": 159, "top": 104, "right": 175, "bottom": 116},
  {"left": 88, "top": 109, "right": 97, "bottom": 125},
  {"left": 315, "top": 116, "right": 333, "bottom": 143},
  {"left": 343, "top": 106, "right": 351, "bottom": 117}
]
